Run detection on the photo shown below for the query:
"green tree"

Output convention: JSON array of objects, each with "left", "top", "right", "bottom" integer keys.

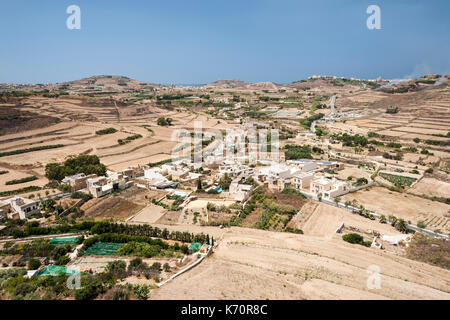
[{"left": 28, "top": 258, "right": 41, "bottom": 270}]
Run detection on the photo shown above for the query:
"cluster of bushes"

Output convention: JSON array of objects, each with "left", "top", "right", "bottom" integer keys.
[
  {"left": 118, "top": 134, "right": 142, "bottom": 145},
  {"left": 95, "top": 128, "right": 117, "bottom": 135},
  {"left": 387, "top": 142, "right": 402, "bottom": 149},
  {"left": 45, "top": 155, "right": 107, "bottom": 182},
  {"left": 1, "top": 238, "right": 74, "bottom": 266},
  {"left": 284, "top": 145, "right": 313, "bottom": 160},
  {"left": 382, "top": 152, "right": 403, "bottom": 161},
  {"left": 386, "top": 106, "right": 399, "bottom": 114},
  {"left": 342, "top": 233, "right": 372, "bottom": 247},
  {"left": 0, "top": 145, "right": 64, "bottom": 158},
  {"left": 353, "top": 178, "right": 369, "bottom": 186},
  {"left": 75, "top": 260, "right": 158, "bottom": 300},
  {"left": 0, "top": 170, "right": 9, "bottom": 175},
  {"left": 425, "top": 139, "right": 449, "bottom": 146},
  {"left": 331, "top": 133, "right": 368, "bottom": 147},
  {"left": 5, "top": 176, "right": 38, "bottom": 185},
  {"left": 157, "top": 117, "right": 173, "bottom": 126},
  {"left": 368, "top": 139, "right": 384, "bottom": 146}
]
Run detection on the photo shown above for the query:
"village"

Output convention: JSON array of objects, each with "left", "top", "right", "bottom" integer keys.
[{"left": 0, "top": 74, "right": 449, "bottom": 301}]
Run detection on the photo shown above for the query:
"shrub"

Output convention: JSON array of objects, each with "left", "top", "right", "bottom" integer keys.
[
  {"left": 110, "top": 286, "right": 130, "bottom": 300},
  {"left": 417, "top": 221, "right": 427, "bottom": 229},
  {"left": 75, "top": 283, "right": 103, "bottom": 300},
  {"left": 386, "top": 107, "right": 399, "bottom": 114},
  {"left": 132, "top": 284, "right": 149, "bottom": 300},
  {"left": 95, "top": 128, "right": 117, "bottom": 135},
  {"left": 163, "top": 263, "right": 171, "bottom": 272},
  {"left": 342, "top": 233, "right": 364, "bottom": 244}
]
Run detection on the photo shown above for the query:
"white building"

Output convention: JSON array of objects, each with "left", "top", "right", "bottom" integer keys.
[
  {"left": 310, "top": 176, "right": 349, "bottom": 200},
  {"left": 87, "top": 176, "right": 113, "bottom": 198},
  {"left": 290, "top": 172, "right": 314, "bottom": 190},
  {"left": 229, "top": 182, "right": 253, "bottom": 202},
  {"left": 8, "top": 197, "right": 39, "bottom": 220}
]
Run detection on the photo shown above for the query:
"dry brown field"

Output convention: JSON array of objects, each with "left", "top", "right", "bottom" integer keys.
[{"left": 150, "top": 227, "right": 450, "bottom": 300}]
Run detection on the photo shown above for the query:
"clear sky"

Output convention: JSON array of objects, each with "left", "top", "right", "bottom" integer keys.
[{"left": 0, "top": 0, "right": 449, "bottom": 84}]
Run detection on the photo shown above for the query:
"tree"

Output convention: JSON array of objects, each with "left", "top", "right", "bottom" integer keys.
[
  {"left": 156, "top": 117, "right": 167, "bottom": 126},
  {"left": 28, "top": 258, "right": 41, "bottom": 270},
  {"left": 163, "top": 263, "right": 171, "bottom": 272},
  {"left": 106, "top": 260, "right": 127, "bottom": 279},
  {"left": 197, "top": 178, "right": 202, "bottom": 191},
  {"left": 394, "top": 219, "right": 409, "bottom": 233},
  {"left": 219, "top": 173, "right": 232, "bottom": 191},
  {"left": 150, "top": 262, "right": 161, "bottom": 273}
]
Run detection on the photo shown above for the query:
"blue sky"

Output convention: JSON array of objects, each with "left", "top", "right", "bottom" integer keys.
[{"left": 0, "top": 0, "right": 449, "bottom": 84}]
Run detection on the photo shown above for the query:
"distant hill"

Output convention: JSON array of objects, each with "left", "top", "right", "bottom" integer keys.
[
  {"left": 287, "top": 76, "right": 386, "bottom": 91},
  {"left": 204, "top": 79, "right": 248, "bottom": 88}
]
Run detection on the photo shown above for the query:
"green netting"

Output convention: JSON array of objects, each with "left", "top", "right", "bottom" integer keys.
[
  {"left": 83, "top": 242, "right": 124, "bottom": 256},
  {"left": 50, "top": 237, "right": 78, "bottom": 245},
  {"left": 35, "top": 265, "right": 78, "bottom": 277},
  {"left": 189, "top": 242, "right": 202, "bottom": 253}
]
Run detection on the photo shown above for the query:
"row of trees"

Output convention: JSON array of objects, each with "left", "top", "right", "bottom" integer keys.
[{"left": 89, "top": 221, "right": 211, "bottom": 244}]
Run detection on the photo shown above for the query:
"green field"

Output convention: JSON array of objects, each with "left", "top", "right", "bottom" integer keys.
[{"left": 379, "top": 173, "right": 417, "bottom": 187}]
